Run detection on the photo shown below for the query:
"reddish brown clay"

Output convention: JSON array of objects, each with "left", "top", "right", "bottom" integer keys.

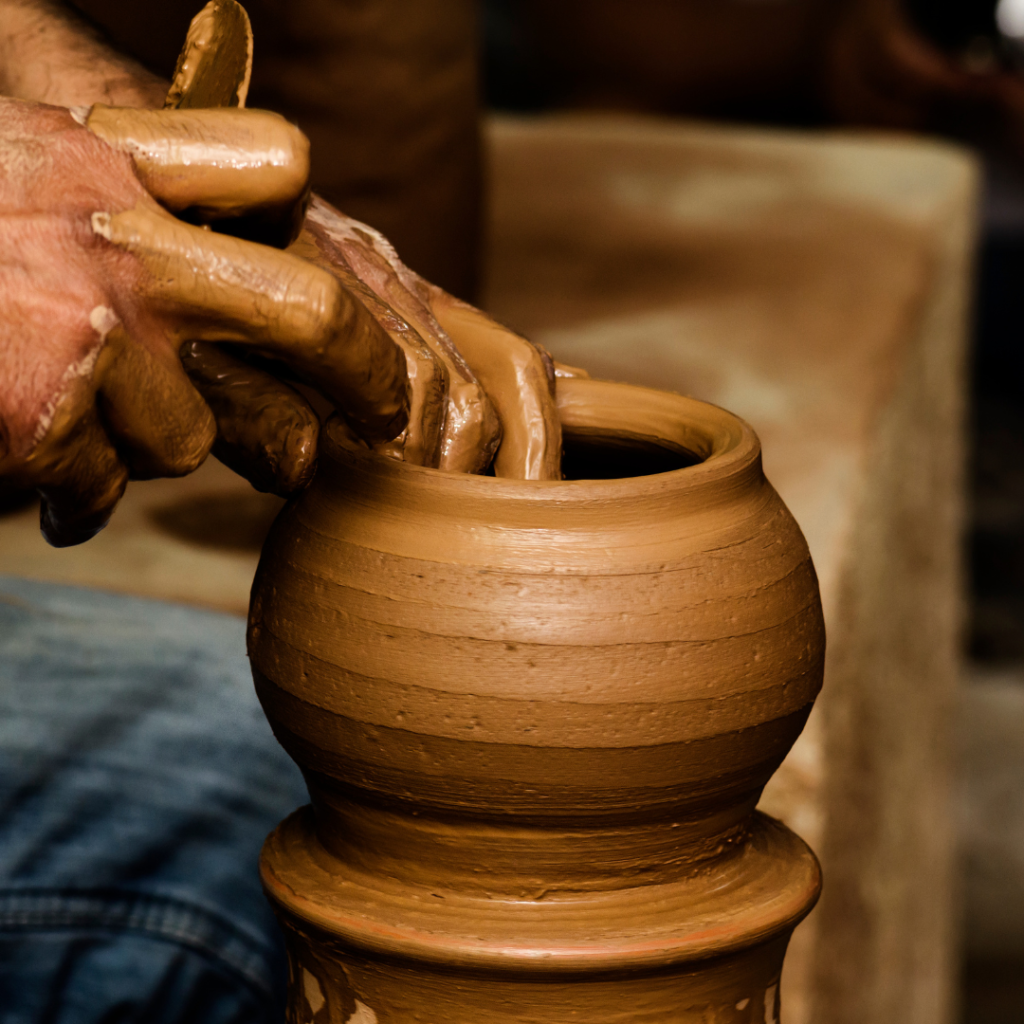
[{"left": 249, "top": 382, "right": 825, "bottom": 1022}]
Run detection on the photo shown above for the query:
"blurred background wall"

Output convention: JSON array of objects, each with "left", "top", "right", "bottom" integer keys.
[{"left": 486, "top": 8, "right": 1024, "bottom": 1019}]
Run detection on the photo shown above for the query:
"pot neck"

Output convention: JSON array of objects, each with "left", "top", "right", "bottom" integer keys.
[{"left": 305, "top": 774, "right": 760, "bottom": 898}]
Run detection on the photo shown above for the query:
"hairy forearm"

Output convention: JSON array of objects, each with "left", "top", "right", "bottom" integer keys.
[{"left": 0, "top": 0, "right": 165, "bottom": 107}]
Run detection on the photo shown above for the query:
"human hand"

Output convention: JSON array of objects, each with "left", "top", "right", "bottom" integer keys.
[
  {"left": 280, "top": 197, "right": 563, "bottom": 480},
  {"left": 0, "top": 96, "right": 407, "bottom": 546},
  {"left": 159, "top": 0, "right": 560, "bottom": 483},
  {"left": 188, "top": 193, "right": 565, "bottom": 482}
]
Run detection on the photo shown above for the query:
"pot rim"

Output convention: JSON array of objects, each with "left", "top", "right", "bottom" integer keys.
[{"left": 323, "top": 380, "right": 761, "bottom": 505}]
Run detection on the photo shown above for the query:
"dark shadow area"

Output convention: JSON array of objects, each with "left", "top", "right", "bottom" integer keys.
[
  {"left": 969, "top": 182, "right": 1024, "bottom": 661},
  {"left": 962, "top": 158, "right": 1024, "bottom": 1023},
  {"left": 0, "top": 485, "right": 37, "bottom": 517},
  {"left": 962, "top": 959, "right": 1024, "bottom": 1024},
  {"left": 148, "top": 490, "right": 286, "bottom": 552},
  {"left": 560, "top": 435, "right": 701, "bottom": 481},
  {"left": 905, "top": 0, "right": 998, "bottom": 54}
]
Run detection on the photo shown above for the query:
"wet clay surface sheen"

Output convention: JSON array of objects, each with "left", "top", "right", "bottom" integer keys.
[
  {"left": 86, "top": 105, "right": 310, "bottom": 223},
  {"left": 250, "top": 387, "right": 825, "bottom": 1021}
]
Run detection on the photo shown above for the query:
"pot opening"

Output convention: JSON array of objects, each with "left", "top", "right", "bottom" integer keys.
[{"left": 560, "top": 434, "right": 703, "bottom": 480}]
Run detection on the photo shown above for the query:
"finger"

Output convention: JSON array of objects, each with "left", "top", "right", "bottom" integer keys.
[
  {"left": 85, "top": 106, "right": 309, "bottom": 241},
  {"left": 95, "top": 326, "right": 216, "bottom": 479},
  {"left": 164, "top": 0, "right": 253, "bottom": 110},
  {"left": 181, "top": 340, "right": 320, "bottom": 496},
  {"left": 92, "top": 205, "right": 409, "bottom": 444},
  {"left": 438, "top": 378, "right": 503, "bottom": 475},
  {"left": 299, "top": 198, "right": 501, "bottom": 473},
  {"left": 37, "top": 431, "right": 127, "bottom": 547},
  {"left": 429, "top": 291, "right": 561, "bottom": 480},
  {"left": 13, "top": 375, "right": 130, "bottom": 547},
  {"left": 289, "top": 226, "right": 448, "bottom": 467}
]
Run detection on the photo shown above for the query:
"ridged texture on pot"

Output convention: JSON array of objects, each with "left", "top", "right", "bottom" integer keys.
[
  {"left": 249, "top": 393, "right": 824, "bottom": 894},
  {"left": 251, "top": 391, "right": 824, "bottom": 1019},
  {"left": 272, "top": 828, "right": 801, "bottom": 1020}
]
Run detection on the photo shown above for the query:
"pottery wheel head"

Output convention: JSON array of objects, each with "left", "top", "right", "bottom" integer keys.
[{"left": 164, "top": 0, "right": 254, "bottom": 110}]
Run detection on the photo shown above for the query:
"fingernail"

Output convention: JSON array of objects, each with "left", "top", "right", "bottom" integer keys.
[
  {"left": 91, "top": 212, "right": 112, "bottom": 239},
  {"left": 69, "top": 104, "right": 93, "bottom": 126}
]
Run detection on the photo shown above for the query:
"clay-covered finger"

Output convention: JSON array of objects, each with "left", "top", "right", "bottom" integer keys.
[
  {"left": 289, "top": 225, "right": 448, "bottom": 468},
  {"left": 181, "top": 340, "right": 320, "bottom": 496},
  {"left": 95, "top": 326, "right": 216, "bottom": 479},
  {"left": 15, "top": 378, "right": 130, "bottom": 547},
  {"left": 298, "top": 199, "right": 501, "bottom": 474},
  {"left": 85, "top": 105, "right": 309, "bottom": 241},
  {"left": 437, "top": 379, "right": 503, "bottom": 474},
  {"left": 38, "top": 437, "right": 127, "bottom": 547},
  {"left": 92, "top": 205, "right": 409, "bottom": 444},
  {"left": 429, "top": 291, "right": 561, "bottom": 480}
]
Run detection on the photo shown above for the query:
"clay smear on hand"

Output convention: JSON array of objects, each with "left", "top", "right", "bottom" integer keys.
[
  {"left": 86, "top": 106, "right": 309, "bottom": 226},
  {"left": 296, "top": 197, "right": 502, "bottom": 474},
  {"left": 150, "top": 0, "right": 553, "bottom": 482},
  {"left": 180, "top": 340, "right": 320, "bottom": 496},
  {"left": 93, "top": 204, "right": 408, "bottom": 444},
  {"left": 430, "top": 289, "right": 562, "bottom": 480}
]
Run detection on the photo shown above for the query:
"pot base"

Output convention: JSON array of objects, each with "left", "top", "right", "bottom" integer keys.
[{"left": 262, "top": 808, "right": 820, "bottom": 1022}]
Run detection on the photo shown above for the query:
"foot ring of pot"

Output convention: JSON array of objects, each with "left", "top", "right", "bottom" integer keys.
[{"left": 260, "top": 807, "right": 821, "bottom": 975}]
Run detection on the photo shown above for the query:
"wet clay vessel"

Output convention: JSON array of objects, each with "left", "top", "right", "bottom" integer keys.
[{"left": 248, "top": 381, "right": 826, "bottom": 1022}]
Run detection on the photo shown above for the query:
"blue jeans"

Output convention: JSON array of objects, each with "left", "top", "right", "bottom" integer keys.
[{"left": 0, "top": 576, "right": 308, "bottom": 1023}]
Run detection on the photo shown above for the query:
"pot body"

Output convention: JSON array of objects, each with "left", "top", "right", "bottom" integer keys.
[{"left": 249, "top": 395, "right": 825, "bottom": 1022}]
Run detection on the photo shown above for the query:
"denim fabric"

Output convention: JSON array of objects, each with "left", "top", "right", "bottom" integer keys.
[{"left": 0, "top": 576, "right": 308, "bottom": 1023}]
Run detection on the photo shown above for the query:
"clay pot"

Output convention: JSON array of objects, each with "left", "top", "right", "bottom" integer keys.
[{"left": 249, "top": 381, "right": 825, "bottom": 1023}]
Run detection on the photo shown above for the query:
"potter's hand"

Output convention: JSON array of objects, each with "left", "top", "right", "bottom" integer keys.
[
  {"left": 0, "top": 97, "right": 407, "bottom": 546},
  {"left": 165, "top": 0, "right": 558, "bottom": 483},
  {"left": 284, "top": 196, "right": 563, "bottom": 479}
]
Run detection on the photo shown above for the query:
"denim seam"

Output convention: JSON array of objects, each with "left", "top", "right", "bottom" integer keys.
[{"left": 0, "top": 888, "right": 276, "bottom": 998}]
